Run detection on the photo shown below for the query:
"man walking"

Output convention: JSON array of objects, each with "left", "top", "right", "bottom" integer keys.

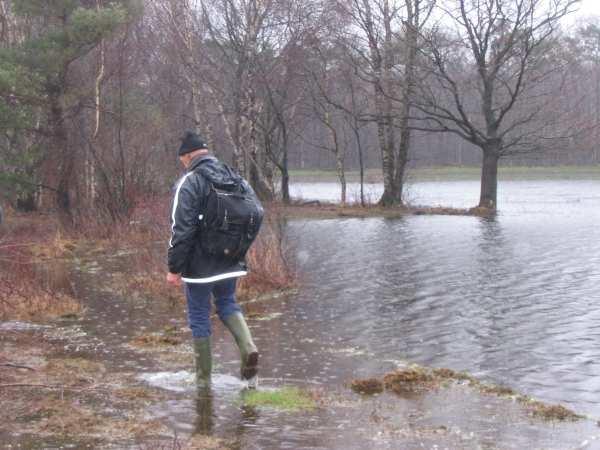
[{"left": 167, "top": 131, "right": 262, "bottom": 389}]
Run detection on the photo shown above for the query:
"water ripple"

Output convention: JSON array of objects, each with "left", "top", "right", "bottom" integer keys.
[{"left": 285, "top": 182, "right": 600, "bottom": 416}]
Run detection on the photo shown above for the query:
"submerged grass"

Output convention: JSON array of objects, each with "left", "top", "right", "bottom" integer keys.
[
  {"left": 1, "top": 290, "right": 81, "bottom": 322},
  {"left": 351, "top": 364, "right": 584, "bottom": 422},
  {"left": 130, "top": 326, "right": 184, "bottom": 348},
  {"left": 383, "top": 368, "right": 436, "bottom": 394},
  {"left": 131, "top": 334, "right": 182, "bottom": 347},
  {"left": 0, "top": 332, "right": 170, "bottom": 443},
  {"left": 518, "top": 398, "right": 583, "bottom": 421},
  {"left": 350, "top": 378, "right": 384, "bottom": 395},
  {"left": 242, "top": 387, "right": 317, "bottom": 411}
]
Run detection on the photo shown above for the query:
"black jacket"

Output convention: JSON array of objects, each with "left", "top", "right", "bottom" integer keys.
[{"left": 167, "top": 155, "right": 248, "bottom": 283}]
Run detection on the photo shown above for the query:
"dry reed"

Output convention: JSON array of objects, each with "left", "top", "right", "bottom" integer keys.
[{"left": 0, "top": 211, "right": 80, "bottom": 321}]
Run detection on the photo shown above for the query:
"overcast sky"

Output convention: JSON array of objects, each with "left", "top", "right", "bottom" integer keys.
[{"left": 573, "top": 0, "right": 600, "bottom": 20}]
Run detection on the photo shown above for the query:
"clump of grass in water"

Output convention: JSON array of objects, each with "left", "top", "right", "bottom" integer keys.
[
  {"left": 350, "top": 364, "right": 584, "bottom": 422},
  {"left": 519, "top": 398, "right": 583, "bottom": 421},
  {"left": 384, "top": 367, "right": 435, "bottom": 391},
  {"left": 130, "top": 327, "right": 183, "bottom": 347},
  {"left": 242, "top": 387, "right": 317, "bottom": 411},
  {"left": 350, "top": 378, "right": 384, "bottom": 395},
  {"left": 130, "top": 334, "right": 183, "bottom": 347}
]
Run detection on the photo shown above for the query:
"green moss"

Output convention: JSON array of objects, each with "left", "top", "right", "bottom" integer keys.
[{"left": 242, "top": 387, "right": 317, "bottom": 411}]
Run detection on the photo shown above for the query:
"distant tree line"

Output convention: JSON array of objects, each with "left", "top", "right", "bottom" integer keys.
[{"left": 0, "top": 0, "right": 594, "bottom": 217}]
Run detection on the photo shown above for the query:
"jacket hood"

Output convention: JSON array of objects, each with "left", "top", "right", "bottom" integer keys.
[
  {"left": 189, "top": 155, "right": 242, "bottom": 189},
  {"left": 188, "top": 154, "right": 216, "bottom": 171}
]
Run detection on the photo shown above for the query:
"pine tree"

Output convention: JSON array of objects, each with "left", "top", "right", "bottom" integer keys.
[{"left": 0, "top": 0, "right": 128, "bottom": 216}]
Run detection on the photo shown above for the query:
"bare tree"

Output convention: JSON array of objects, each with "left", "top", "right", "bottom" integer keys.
[
  {"left": 333, "top": 0, "right": 434, "bottom": 206},
  {"left": 200, "top": 0, "right": 279, "bottom": 200},
  {"left": 572, "top": 19, "right": 600, "bottom": 163},
  {"left": 254, "top": 0, "right": 319, "bottom": 204},
  {"left": 342, "top": 65, "right": 371, "bottom": 206},
  {"left": 349, "top": 0, "right": 400, "bottom": 206},
  {"left": 415, "top": 0, "right": 580, "bottom": 210},
  {"left": 394, "top": 0, "right": 435, "bottom": 204}
]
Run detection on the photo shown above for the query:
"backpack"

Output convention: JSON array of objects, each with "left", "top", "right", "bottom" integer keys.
[{"left": 195, "top": 159, "right": 264, "bottom": 261}]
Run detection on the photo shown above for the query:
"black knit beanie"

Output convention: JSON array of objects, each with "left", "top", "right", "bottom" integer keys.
[{"left": 178, "top": 131, "right": 208, "bottom": 156}]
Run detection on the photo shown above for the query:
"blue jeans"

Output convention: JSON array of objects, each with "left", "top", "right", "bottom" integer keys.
[{"left": 184, "top": 278, "right": 242, "bottom": 338}]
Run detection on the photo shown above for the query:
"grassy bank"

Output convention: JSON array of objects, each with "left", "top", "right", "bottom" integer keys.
[{"left": 290, "top": 165, "right": 600, "bottom": 183}]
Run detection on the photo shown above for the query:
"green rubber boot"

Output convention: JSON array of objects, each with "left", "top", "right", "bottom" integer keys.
[
  {"left": 193, "top": 337, "right": 212, "bottom": 388},
  {"left": 222, "top": 312, "right": 259, "bottom": 386}
]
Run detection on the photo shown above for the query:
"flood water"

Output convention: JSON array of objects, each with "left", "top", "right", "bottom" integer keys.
[
  {"left": 289, "top": 179, "right": 600, "bottom": 417},
  {"left": 5, "top": 178, "right": 600, "bottom": 449}
]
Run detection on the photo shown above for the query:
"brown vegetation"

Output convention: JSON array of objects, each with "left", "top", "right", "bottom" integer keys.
[
  {"left": 272, "top": 201, "right": 495, "bottom": 220},
  {"left": 383, "top": 368, "right": 436, "bottom": 394},
  {"left": 181, "top": 435, "right": 231, "bottom": 450},
  {"left": 238, "top": 218, "right": 296, "bottom": 300},
  {"left": 0, "top": 200, "right": 295, "bottom": 321},
  {"left": 0, "top": 212, "right": 81, "bottom": 321},
  {"left": 0, "top": 287, "right": 80, "bottom": 322},
  {"left": 350, "top": 364, "right": 584, "bottom": 422},
  {"left": 522, "top": 401, "right": 583, "bottom": 421},
  {"left": 0, "top": 331, "right": 171, "bottom": 444},
  {"left": 108, "top": 209, "right": 295, "bottom": 304},
  {"left": 131, "top": 326, "right": 184, "bottom": 348},
  {"left": 349, "top": 378, "right": 384, "bottom": 395}
]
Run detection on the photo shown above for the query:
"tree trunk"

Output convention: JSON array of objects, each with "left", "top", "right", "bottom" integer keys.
[
  {"left": 354, "top": 126, "right": 365, "bottom": 207},
  {"left": 336, "top": 152, "right": 346, "bottom": 205},
  {"left": 362, "top": 0, "right": 396, "bottom": 207},
  {"left": 393, "top": 5, "right": 418, "bottom": 205},
  {"left": 281, "top": 167, "right": 290, "bottom": 204},
  {"left": 394, "top": 127, "right": 409, "bottom": 205},
  {"left": 479, "top": 141, "right": 500, "bottom": 209},
  {"left": 281, "top": 144, "right": 290, "bottom": 204},
  {"left": 378, "top": 0, "right": 397, "bottom": 207},
  {"left": 394, "top": 98, "right": 411, "bottom": 204},
  {"left": 249, "top": 154, "right": 274, "bottom": 201},
  {"left": 232, "top": 66, "right": 247, "bottom": 175},
  {"left": 49, "top": 89, "right": 72, "bottom": 219},
  {"left": 375, "top": 96, "right": 395, "bottom": 206}
]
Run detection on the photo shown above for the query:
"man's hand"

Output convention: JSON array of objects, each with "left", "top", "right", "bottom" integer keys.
[{"left": 166, "top": 272, "right": 182, "bottom": 287}]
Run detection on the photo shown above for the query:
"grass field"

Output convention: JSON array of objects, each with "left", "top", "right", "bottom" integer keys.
[{"left": 289, "top": 165, "right": 600, "bottom": 183}]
